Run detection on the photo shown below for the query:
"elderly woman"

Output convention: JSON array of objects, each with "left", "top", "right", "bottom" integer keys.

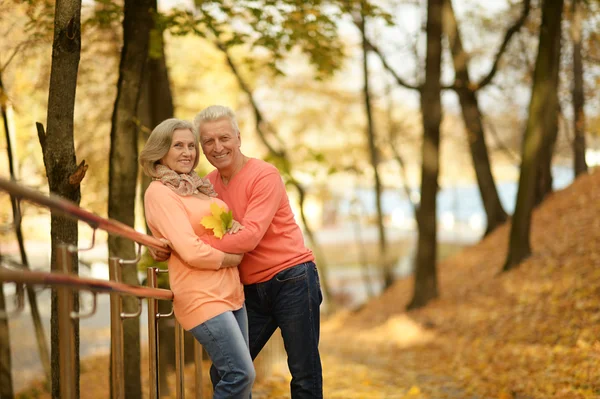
[{"left": 139, "top": 118, "right": 255, "bottom": 398}]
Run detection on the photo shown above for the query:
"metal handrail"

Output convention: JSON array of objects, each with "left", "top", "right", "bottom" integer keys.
[
  {"left": 0, "top": 177, "right": 167, "bottom": 251},
  {"left": 0, "top": 178, "right": 208, "bottom": 399},
  {"left": 0, "top": 265, "right": 173, "bottom": 301}
]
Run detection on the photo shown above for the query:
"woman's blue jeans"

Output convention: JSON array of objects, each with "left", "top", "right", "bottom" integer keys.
[{"left": 189, "top": 306, "right": 255, "bottom": 399}]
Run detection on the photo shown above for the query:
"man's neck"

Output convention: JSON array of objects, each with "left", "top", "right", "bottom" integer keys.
[{"left": 220, "top": 156, "right": 248, "bottom": 185}]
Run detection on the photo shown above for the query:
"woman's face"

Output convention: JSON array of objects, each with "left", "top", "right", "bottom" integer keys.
[{"left": 160, "top": 129, "right": 197, "bottom": 174}]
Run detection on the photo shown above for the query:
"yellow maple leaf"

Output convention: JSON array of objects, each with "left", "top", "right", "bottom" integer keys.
[{"left": 200, "top": 203, "right": 227, "bottom": 239}]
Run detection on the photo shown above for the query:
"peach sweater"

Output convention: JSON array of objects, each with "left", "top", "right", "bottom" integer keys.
[
  {"left": 203, "top": 158, "right": 314, "bottom": 285},
  {"left": 144, "top": 181, "right": 244, "bottom": 331}
]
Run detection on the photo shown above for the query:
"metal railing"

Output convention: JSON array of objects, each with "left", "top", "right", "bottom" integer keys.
[{"left": 0, "top": 177, "right": 208, "bottom": 399}]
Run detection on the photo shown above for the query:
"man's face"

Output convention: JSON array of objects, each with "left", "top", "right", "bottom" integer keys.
[{"left": 199, "top": 118, "right": 242, "bottom": 173}]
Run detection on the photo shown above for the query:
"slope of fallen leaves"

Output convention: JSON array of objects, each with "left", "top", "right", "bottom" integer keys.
[{"left": 320, "top": 169, "right": 600, "bottom": 399}]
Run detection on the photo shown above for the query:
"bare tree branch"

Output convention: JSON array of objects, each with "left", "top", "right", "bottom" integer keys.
[
  {"left": 482, "top": 116, "right": 520, "bottom": 165},
  {"left": 0, "top": 39, "right": 40, "bottom": 72},
  {"left": 364, "top": 37, "right": 422, "bottom": 91},
  {"left": 35, "top": 122, "right": 47, "bottom": 155},
  {"left": 389, "top": 140, "right": 418, "bottom": 213},
  {"left": 212, "top": 40, "right": 287, "bottom": 159},
  {"left": 474, "top": 0, "right": 532, "bottom": 90},
  {"left": 385, "top": 84, "right": 418, "bottom": 214}
]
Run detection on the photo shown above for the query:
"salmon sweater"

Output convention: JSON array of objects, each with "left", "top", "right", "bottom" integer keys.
[
  {"left": 144, "top": 181, "right": 244, "bottom": 331},
  {"left": 203, "top": 158, "right": 314, "bottom": 285}
]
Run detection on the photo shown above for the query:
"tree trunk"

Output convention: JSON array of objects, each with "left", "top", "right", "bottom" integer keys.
[
  {"left": 358, "top": 6, "right": 392, "bottom": 289},
  {"left": 137, "top": 0, "right": 175, "bottom": 226},
  {"left": 0, "top": 282, "right": 14, "bottom": 398},
  {"left": 408, "top": 0, "right": 443, "bottom": 310},
  {"left": 442, "top": 0, "right": 508, "bottom": 235},
  {"left": 136, "top": 5, "right": 175, "bottom": 394},
  {"left": 107, "top": 0, "right": 153, "bottom": 397},
  {"left": 571, "top": 0, "right": 587, "bottom": 176},
  {"left": 1, "top": 80, "right": 16, "bottom": 399},
  {"left": 504, "top": 0, "right": 564, "bottom": 271},
  {"left": 37, "top": 1, "right": 83, "bottom": 396},
  {"left": 535, "top": 102, "right": 559, "bottom": 206}
]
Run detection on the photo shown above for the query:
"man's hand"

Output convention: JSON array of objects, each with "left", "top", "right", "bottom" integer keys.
[
  {"left": 228, "top": 220, "right": 245, "bottom": 235},
  {"left": 149, "top": 238, "right": 172, "bottom": 262}
]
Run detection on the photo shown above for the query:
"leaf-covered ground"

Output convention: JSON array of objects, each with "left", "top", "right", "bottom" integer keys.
[
  {"left": 256, "top": 169, "right": 600, "bottom": 398},
  {"left": 17, "top": 170, "right": 599, "bottom": 398}
]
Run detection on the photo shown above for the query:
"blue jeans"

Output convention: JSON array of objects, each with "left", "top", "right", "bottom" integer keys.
[
  {"left": 190, "top": 306, "right": 255, "bottom": 399},
  {"left": 246, "top": 262, "right": 323, "bottom": 398}
]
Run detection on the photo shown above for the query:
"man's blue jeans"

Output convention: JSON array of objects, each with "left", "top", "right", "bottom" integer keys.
[
  {"left": 190, "top": 306, "right": 255, "bottom": 399},
  {"left": 246, "top": 261, "right": 323, "bottom": 398}
]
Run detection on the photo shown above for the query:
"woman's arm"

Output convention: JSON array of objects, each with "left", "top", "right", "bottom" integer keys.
[
  {"left": 222, "top": 253, "right": 243, "bottom": 268},
  {"left": 144, "top": 184, "right": 226, "bottom": 270},
  {"left": 148, "top": 239, "right": 243, "bottom": 268}
]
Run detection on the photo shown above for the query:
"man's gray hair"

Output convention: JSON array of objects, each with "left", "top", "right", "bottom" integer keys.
[{"left": 193, "top": 105, "right": 240, "bottom": 136}]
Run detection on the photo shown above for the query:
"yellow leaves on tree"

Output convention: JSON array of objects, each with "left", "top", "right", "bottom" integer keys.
[{"left": 200, "top": 202, "right": 233, "bottom": 239}]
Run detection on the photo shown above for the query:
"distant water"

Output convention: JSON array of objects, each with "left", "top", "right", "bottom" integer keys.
[{"left": 336, "top": 164, "right": 574, "bottom": 236}]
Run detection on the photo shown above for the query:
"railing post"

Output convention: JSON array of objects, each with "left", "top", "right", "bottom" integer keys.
[
  {"left": 147, "top": 267, "right": 160, "bottom": 399},
  {"left": 194, "top": 340, "right": 204, "bottom": 399},
  {"left": 174, "top": 319, "right": 185, "bottom": 398},
  {"left": 109, "top": 257, "right": 125, "bottom": 399},
  {"left": 56, "top": 244, "right": 76, "bottom": 399}
]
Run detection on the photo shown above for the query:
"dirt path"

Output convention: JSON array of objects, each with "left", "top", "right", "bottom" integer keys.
[{"left": 253, "top": 316, "right": 478, "bottom": 399}]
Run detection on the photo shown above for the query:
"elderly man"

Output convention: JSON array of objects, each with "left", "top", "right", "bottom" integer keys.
[{"left": 152, "top": 105, "right": 323, "bottom": 398}]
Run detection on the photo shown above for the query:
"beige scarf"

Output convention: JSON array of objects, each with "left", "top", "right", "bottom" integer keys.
[{"left": 154, "top": 164, "right": 217, "bottom": 197}]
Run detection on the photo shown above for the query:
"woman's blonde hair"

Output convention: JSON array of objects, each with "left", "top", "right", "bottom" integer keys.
[{"left": 139, "top": 118, "right": 199, "bottom": 177}]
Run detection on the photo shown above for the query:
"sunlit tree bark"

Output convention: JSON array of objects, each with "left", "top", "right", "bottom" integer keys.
[
  {"left": 0, "top": 280, "right": 13, "bottom": 397},
  {"left": 504, "top": 0, "right": 564, "bottom": 271},
  {"left": 442, "top": 0, "right": 509, "bottom": 235},
  {"left": 571, "top": 0, "right": 587, "bottom": 176},
  {"left": 138, "top": 0, "right": 174, "bottom": 226},
  {"left": 408, "top": 0, "right": 443, "bottom": 310},
  {"left": 136, "top": 1, "right": 175, "bottom": 393},
  {"left": 107, "top": 0, "right": 153, "bottom": 396},
  {"left": 36, "top": 1, "right": 84, "bottom": 396}
]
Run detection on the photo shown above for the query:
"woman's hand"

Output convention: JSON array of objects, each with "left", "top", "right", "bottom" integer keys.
[
  {"left": 221, "top": 253, "right": 244, "bottom": 268},
  {"left": 228, "top": 220, "right": 245, "bottom": 235},
  {"left": 148, "top": 238, "right": 172, "bottom": 262}
]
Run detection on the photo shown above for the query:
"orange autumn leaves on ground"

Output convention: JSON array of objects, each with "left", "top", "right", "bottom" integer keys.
[{"left": 323, "top": 169, "right": 600, "bottom": 398}]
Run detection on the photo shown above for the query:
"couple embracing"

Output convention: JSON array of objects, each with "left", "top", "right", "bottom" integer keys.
[{"left": 140, "top": 105, "right": 323, "bottom": 399}]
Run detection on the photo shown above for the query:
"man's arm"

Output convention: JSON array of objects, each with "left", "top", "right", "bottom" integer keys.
[{"left": 203, "top": 170, "right": 284, "bottom": 253}]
